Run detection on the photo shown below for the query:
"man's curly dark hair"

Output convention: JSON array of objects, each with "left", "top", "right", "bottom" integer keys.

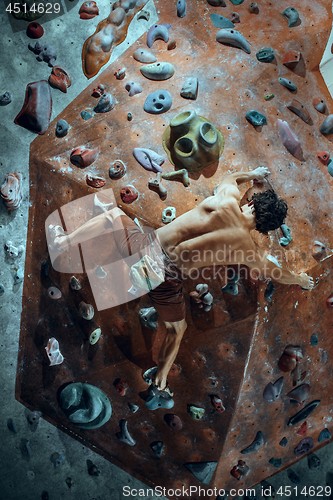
[{"left": 251, "top": 189, "right": 288, "bottom": 234}]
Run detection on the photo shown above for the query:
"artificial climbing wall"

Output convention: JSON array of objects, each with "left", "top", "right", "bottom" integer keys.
[{"left": 16, "top": 0, "right": 333, "bottom": 495}]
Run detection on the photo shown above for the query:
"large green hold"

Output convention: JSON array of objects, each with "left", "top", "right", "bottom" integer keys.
[
  {"left": 59, "top": 382, "right": 112, "bottom": 430},
  {"left": 256, "top": 47, "right": 275, "bottom": 63},
  {"left": 246, "top": 110, "right": 267, "bottom": 127}
]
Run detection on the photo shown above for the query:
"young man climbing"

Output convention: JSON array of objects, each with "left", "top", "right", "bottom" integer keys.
[{"left": 50, "top": 166, "right": 314, "bottom": 409}]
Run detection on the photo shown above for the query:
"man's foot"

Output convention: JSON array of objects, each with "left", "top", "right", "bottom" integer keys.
[
  {"left": 144, "top": 386, "right": 174, "bottom": 411},
  {"left": 143, "top": 367, "right": 174, "bottom": 396},
  {"left": 48, "top": 224, "right": 68, "bottom": 251}
]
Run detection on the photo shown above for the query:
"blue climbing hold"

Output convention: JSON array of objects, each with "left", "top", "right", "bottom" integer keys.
[{"left": 318, "top": 428, "right": 332, "bottom": 442}]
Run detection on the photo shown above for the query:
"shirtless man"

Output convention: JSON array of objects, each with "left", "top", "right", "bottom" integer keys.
[{"left": 50, "top": 166, "right": 314, "bottom": 407}]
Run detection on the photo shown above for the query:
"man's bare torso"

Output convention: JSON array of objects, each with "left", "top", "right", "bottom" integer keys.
[{"left": 156, "top": 195, "right": 258, "bottom": 274}]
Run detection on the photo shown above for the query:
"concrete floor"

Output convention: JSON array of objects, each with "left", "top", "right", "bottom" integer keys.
[{"left": 0, "top": 1, "right": 333, "bottom": 499}]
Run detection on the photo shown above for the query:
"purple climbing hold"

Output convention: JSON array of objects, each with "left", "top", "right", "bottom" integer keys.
[
  {"left": 263, "top": 376, "right": 284, "bottom": 402},
  {"left": 177, "top": 0, "right": 186, "bottom": 17},
  {"left": 164, "top": 413, "right": 183, "bottom": 431},
  {"left": 147, "top": 23, "right": 171, "bottom": 48},
  {"left": 93, "top": 93, "right": 115, "bottom": 113},
  {"left": 287, "top": 383, "right": 310, "bottom": 404},
  {"left": 133, "top": 148, "right": 165, "bottom": 173},
  {"left": 277, "top": 119, "right": 304, "bottom": 161},
  {"left": 241, "top": 431, "right": 265, "bottom": 454},
  {"left": 14, "top": 80, "right": 52, "bottom": 135},
  {"left": 294, "top": 437, "right": 314, "bottom": 456},
  {"left": 125, "top": 81, "right": 143, "bottom": 97}
]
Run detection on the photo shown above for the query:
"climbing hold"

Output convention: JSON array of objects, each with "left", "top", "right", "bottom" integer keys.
[
  {"left": 133, "top": 48, "right": 156, "bottom": 63},
  {"left": 26, "top": 21, "right": 44, "bottom": 39},
  {"left": 313, "top": 98, "right": 327, "bottom": 114},
  {"left": 288, "top": 469, "right": 300, "bottom": 484},
  {"left": 140, "top": 62, "right": 175, "bottom": 81},
  {"left": 113, "top": 378, "right": 129, "bottom": 397},
  {"left": 0, "top": 284, "right": 5, "bottom": 296},
  {"left": 147, "top": 23, "right": 171, "bottom": 48},
  {"left": 79, "top": 301, "right": 94, "bottom": 320},
  {"left": 282, "top": 7, "right": 300, "bottom": 27},
  {"left": 327, "top": 162, "right": 333, "bottom": 176},
  {"left": 91, "top": 84, "right": 105, "bottom": 98},
  {"left": 246, "top": 110, "right": 267, "bottom": 127},
  {"left": 56, "top": 119, "right": 69, "bottom": 138},
  {"left": 307, "top": 453, "right": 320, "bottom": 469},
  {"left": 167, "top": 39, "right": 176, "bottom": 50},
  {"left": 65, "top": 478, "right": 74, "bottom": 489},
  {"left": 210, "top": 13, "right": 234, "bottom": 28},
  {"left": 249, "top": 2, "right": 259, "bottom": 14},
  {"left": 28, "top": 41, "right": 57, "bottom": 66},
  {"left": 148, "top": 175, "right": 167, "bottom": 200},
  {"left": 125, "top": 81, "right": 142, "bottom": 97},
  {"left": 229, "top": 0, "right": 244, "bottom": 4},
  {"left": 20, "top": 438, "right": 31, "bottom": 459},
  {"left": 278, "top": 345, "right": 303, "bottom": 372},
  {"left": 81, "top": 110, "right": 93, "bottom": 120},
  {"left": 86, "top": 174, "right": 106, "bottom": 188},
  {"left": 230, "top": 460, "right": 249, "bottom": 480},
  {"left": 310, "top": 333, "right": 319, "bottom": 346},
  {"left": 0, "top": 91, "right": 12, "bottom": 106},
  {"left": 95, "top": 266, "right": 107, "bottom": 279},
  {"left": 230, "top": 12, "right": 240, "bottom": 23},
  {"left": 288, "top": 400, "right": 321, "bottom": 426},
  {"left": 128, "top": 403, "right": 139, "bottom": 413},
  {"left": 144, "top": 90, "right": 172, "bottom": 114},
  {"left": 127, "top": 112, "right": 133, "bottom": 121},
  {"left": 190, "top": 284, "right": 213, "bottom": 312},
  {"left": 7, "top": 418, "right": 17, "bottom": 433},
  {"left": 162, "top": 206, "right": 176, "bottom": 224},
  {"left": 180, "top": 77, "right": 199, "bottom": 100},
  {"left": 177, "top": 0, "right": 186, "bottom": 17},
  {"left": 188, "top": 404, "right": 205, "bottom": 420},
  {"left": 296, "top": 421, "right": 308, "bottom": 436},
  {"left": 263, "top": 376, "right": 284, "bottom": 402},
  {"left": 86, "top": 459, "right": 100, "bottom": 476},
  {"left": 269, "top": 457, "right": 282, "bottom": 468},
  {"left": 114, "top": 67, "right": 126, "bottom": 80},
  {"left": 210, "top": 395, "right": 225, "bottom": 413},
  {"left": 278, "top": 77, "right": 297, "bottom": 92},
  {"left": 60, "top": 383, "right": 112, "bottom": 429},
  {"left": 137, "top": 9, "right": 150, "bottom": 21},
  {"left": 25, "top": 410, "right": 42, "bottom": 432},
  {"left": 47, "top": 287, "right": 62, "bottom": 300},
  {"left": 150, "top": 441, "right": 165, "bottom": 457},
  {"left": 45, "top": 338, "right": 64, "bottom": 366},
  {"left": 50, "top": 452, "right": 65, "bottom": 468},
  {"left": 145, "top": 386, "right": 174, "bottom": 410},
  {"left": 264, "top": 281, "right": 275, "bottom": 303},
  {"left": 164, "top": 413, "right": 183, "bottom": 430},
  {"left": 241, "top": 431, "right": 265, "bottom": 454},
  {"left": 116, "top": 419, "right": 136, "bottom": 446},
  {"left": 70, "top": 276, "right": 82, "bottom": 291},
  {"left": 318, "top": 428, "right": 331, "bottom": 442},
  {"left": 70, "top": 147, "right": 98, "bottom": 168},
  {"left": 264, "top": 93, "right": 275, "bottom": 101},
  {"left": 120, "top": 185, "right": 138, "bottom": 204},
  {"left": 14, "top": 80, "right": 52, "bottom": 134},
  {"left": 162, "top": 169, "right": 190, "bottom": 187},
  {"left": 256, "top": 47, "right": 275, "bottom": 63},
  {"left": 221, "top": 272, "right": 239, "bottom": 295},
  {"left": 14, "top": 267, "right": 24, "bottom": 284},
  {"left": 185, "top": 462, "right": 217, "bottom": 485},
  {"left": 93, "top": 93, "right": 115, "bottom": 113},
  {"left": 216, "top": 28, "right": 251, "bottom": 54},
  {"left": 294, "top": 437, "right": 314, "bottom": 456},
  {"left": 317, "top": 151, "right": 330, "bottom": 166},
  {"left": 109, "top": 160, "right": 126, "bottom": 179},
  {"left": 279, "top": 224, "right": 292, "bottom": 246},
  {"left": 139, "top": 307, "right": 158, "bottom": 329},
  {"left": 277, "top": 119, "right": 304, "bottom": 161},
  {"left": 89, "top": 327, "right": 101, "bottom": 345},
  {"left": 208, "top": 0, "right": 226, "bottom": 4},
  {"left": 320, "top": 114, "right": 333, "bottom": 135},
  {"left": 48, "top": 66, "right": 71, "bottom": 93},
  {"left": 287, "top": 99, "right": 313, "bottom": 125},
  {"left": 282, "top": 50, "right": 301, "bottom": 69},
  {"left": 162, "top": 110, "right": 224, "bottom": 172},
  {"left": 133, "top": 148, "right": 164, "bottom": 173},
  {"left": 287, "top": 383, "right": 310, "bottom": 404},
  {"left": 4, "top": 241, "right": 24, "bottom": 259},
  {"left": 79, "top": 1, "right": 99, "bottom": 19},
  {"left": 279, "top": 437, "right": 288, "bottom": 447}
]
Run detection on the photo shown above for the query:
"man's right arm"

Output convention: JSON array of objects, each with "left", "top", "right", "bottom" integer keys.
[{"left": 214, "top": 166, "right": 271, "bottom": 199}]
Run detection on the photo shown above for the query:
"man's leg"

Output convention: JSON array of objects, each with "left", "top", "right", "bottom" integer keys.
[
  {"left": 154, "top": 318, "right": 187, "bottom": 391},
  {"left": 51, "top": 207, "right": 125, "bottom": 250}
]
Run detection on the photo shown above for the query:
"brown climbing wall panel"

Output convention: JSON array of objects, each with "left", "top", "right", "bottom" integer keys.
[{"left": 17, "top": 0, "right": 333, "bottom": 495}]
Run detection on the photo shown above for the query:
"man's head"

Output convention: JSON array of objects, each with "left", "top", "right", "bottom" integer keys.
[{"left": 251, "top": 189, "right": 288, "bottom": 234}]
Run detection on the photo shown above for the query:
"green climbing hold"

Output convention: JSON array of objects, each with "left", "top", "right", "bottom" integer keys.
[
  {"left": 184, "top": 462, "right": 217, "bottom": 484},
  {"left": 256, "top": 47, "right": 275, "bottom": 63},
  {"left": 246, "top": 110, "right": 267, "bottom": 127},
  {"left": 279, "top": 224, "right": 292, "bottom": 246},
  {"left": 264, "top": 93, "right": 275, "bottom": 101}
]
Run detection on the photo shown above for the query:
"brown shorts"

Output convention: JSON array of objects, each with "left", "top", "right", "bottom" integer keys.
[{"left": 113, "top": 215, "right": 185, "bottom": 323}]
